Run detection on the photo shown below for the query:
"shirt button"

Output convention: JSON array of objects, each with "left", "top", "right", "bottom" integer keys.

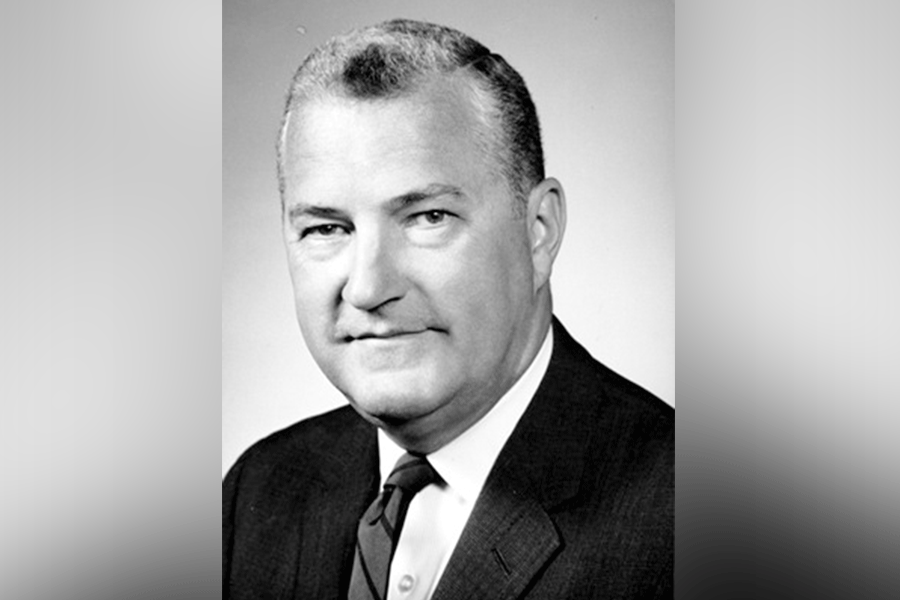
[{"left": 398, "top": 574, "right": 415, "bottom": 593}]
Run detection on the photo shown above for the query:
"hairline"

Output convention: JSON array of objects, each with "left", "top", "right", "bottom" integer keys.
[{"left": 276, "top": 71, "right": 529, "bottom": 216}]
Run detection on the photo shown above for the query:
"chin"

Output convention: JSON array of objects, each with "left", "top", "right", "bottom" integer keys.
[
  {"left": 342, "top": 377, "right": 446, "bottom": 424},
  {"left": 329, "top": 352, "right": 438, "bottom": 403}
]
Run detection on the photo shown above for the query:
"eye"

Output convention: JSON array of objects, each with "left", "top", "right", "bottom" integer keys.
[
  {"left": 411, "top": 210, "right": 452, "bottom": 227},
  {"left": 300, "top": 223, "right": 350, "bottom": 239}
]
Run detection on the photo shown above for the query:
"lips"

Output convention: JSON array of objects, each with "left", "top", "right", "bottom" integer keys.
[
  {"left": 352, "top": 329, "right": 425, "bottom": 341},
  {"left": 338, "top": 326, "right": 444, "bottom": 343}
]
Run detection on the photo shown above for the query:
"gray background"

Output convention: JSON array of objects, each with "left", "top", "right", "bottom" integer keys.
[
  {"left": 223, "top": 0, "right": 675, "bottom": 475},
  {"left": 3, "top": 2, "right": 900, "bottom": 599}
]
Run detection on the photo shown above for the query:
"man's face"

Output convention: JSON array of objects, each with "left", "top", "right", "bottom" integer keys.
[{"left": 280, "top": 78, "right": 546, "bottom": 449}]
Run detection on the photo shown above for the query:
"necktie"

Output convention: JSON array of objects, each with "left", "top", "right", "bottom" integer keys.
[{"left": 347, "top": 453, "right": 441, "bottom": 600}]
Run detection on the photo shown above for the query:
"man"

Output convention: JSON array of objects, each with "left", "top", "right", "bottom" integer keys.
[{"left": 223, "top": 18, "right": 673, "bottom": 600}]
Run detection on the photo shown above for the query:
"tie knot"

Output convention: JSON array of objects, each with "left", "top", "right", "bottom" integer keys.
[{"left": 385, "top": 453, "right": 441, "bottom": 495}]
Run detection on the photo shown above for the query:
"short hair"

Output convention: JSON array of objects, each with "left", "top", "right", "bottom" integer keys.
[{"left": 276, "top": 19, "right": 544, "bottom": 210}]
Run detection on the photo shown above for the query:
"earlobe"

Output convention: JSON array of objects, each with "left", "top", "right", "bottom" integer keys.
[{"left": 528, "top": 177, "right": 567, "bottom": 292}]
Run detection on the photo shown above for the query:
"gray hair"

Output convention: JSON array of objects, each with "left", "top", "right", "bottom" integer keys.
[{"left": 276, "top": 19, "right": 544, "bottom": 210}]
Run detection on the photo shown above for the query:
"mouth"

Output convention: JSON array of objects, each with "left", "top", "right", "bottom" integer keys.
[{"left": 341, "top": 327, "right": 444, "bottom": 343}]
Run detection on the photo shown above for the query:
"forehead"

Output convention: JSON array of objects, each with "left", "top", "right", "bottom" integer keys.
[{"left": 281, "top": 78, "right": 496, "bottom": 200}]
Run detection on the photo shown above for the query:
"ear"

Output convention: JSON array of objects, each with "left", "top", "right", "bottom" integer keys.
[{"left": 526, "top": 177, "right": 567, "bottom": 292}]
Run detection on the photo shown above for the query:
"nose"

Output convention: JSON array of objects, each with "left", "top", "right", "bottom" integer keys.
[{"left": 341, "top": 229, "right": 404, "bottom": 311}]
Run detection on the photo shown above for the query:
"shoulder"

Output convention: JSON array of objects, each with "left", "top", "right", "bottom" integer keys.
[
  {"left": 545, "top": 318, "right": 673, "bottom": 541},
  {"left": 550, "top": 317, "right": 673, "bottom": 435},
  {"left": 541, "top": 317, "right": 674, "bottom": 497},
  {"left": 223, "top": 405, "right": 372, "bottom": 494}
]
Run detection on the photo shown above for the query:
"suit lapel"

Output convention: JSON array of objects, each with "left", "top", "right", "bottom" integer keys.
[
  {"left": 430, "top": 471, "right": 562, "bottom": 600},
  {"left": 432, "top": 319, "right": 597, "bottom": 600},
  {"left": 292, "top": 410, "right": 379, "bottom": 600}
]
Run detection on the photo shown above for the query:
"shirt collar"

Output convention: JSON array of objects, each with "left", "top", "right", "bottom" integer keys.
[{"left": 378, "top": 328, "right": 554, "bottom": 502}]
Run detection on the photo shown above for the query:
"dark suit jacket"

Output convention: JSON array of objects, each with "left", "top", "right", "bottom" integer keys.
[{"left": 223, "top": 318, "right": 674, "bottom": 599}]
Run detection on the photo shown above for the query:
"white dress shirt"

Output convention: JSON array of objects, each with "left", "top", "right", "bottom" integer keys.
[{"left": 377, "top": 328, "right": 554, "bottom": 600}]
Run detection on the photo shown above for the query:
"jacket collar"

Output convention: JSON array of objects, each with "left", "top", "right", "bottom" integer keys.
[{"left": 431, "top": 317, "right": 598, "bottom": 600}]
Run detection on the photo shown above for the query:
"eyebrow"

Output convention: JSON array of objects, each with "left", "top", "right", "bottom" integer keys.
[
  {"left": 286, "top": 204, "right": 347, "bottom": 222},
  {"left": 388, "top": 183, "right": 465, "bottom": 210},
  {"left": 286, "top": 183, "right": 465, "bottom": 222}
]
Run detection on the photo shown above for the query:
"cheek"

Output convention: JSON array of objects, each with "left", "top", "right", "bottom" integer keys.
[
  {"left": 289, "top": 263, "right": 338, "bottom": 329},
  {"left": 425, "top": 242, "right": 529, "bottom": 327},
  {"left": 465, "top": 234, "right": 532, "bottom": 297}
]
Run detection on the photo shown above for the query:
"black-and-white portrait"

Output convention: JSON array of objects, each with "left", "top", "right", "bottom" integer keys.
[{"left": 223, "top": 2, "right": 673, "bottom": 598}]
